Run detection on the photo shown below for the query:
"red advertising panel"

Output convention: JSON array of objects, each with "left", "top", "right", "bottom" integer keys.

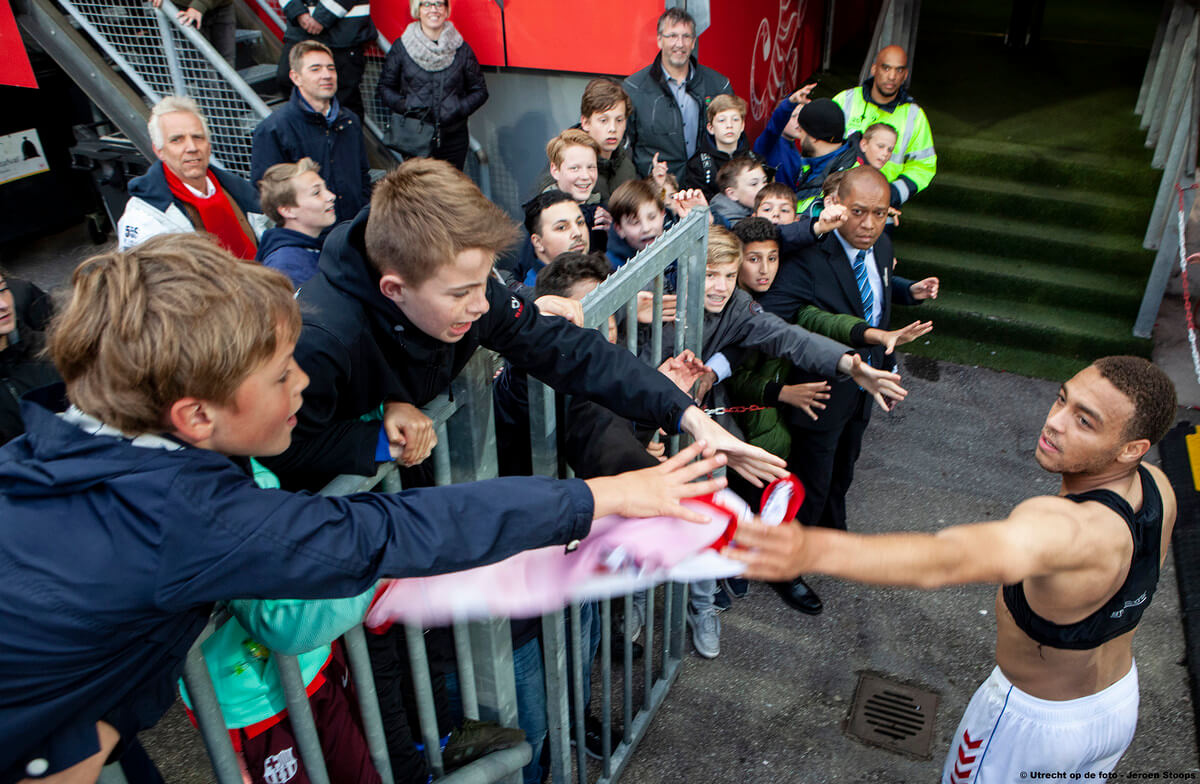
[
  {"left": 701, "top": 0, "right": 823, "bottom": 141},
  {"left": 372, "top": 0, "right": 505, "bottom": 62},
  {"left": 0, "top": 0, "right": 37, "bottom": 89},
  {"left": 502, "top": 0, "right": 660, "bottom": 74}
]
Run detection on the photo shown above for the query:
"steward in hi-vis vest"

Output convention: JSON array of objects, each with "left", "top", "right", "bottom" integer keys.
[{"left": 833, "top": 45, "right": 936, "bottom": 207}]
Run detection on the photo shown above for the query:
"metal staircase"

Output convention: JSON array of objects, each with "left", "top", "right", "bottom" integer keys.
[{"left": 11, "top": 0, "right": 399, "bottom": 180}]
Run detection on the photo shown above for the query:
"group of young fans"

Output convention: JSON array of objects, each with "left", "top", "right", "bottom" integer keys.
[{"left": 0, "top": 7, "right": 1182, "bottom": 784}]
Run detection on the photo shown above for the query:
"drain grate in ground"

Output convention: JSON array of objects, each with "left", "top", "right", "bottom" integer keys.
[{"left": 845, "top": 673, "right": 938, "bottom": 758}]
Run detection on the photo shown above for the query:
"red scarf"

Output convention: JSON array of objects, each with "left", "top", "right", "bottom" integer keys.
[{"left": 162, "top": 165, "right": 257, "bottom": 260}]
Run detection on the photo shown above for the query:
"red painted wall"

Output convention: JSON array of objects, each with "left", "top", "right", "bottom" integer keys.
[{"left": 372, "top": 0, "right": 827, "bottom": 139}]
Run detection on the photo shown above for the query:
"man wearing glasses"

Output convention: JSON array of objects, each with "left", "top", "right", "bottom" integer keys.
[{"left": 623, "top": 8, "right": 732, "bottom": 181}]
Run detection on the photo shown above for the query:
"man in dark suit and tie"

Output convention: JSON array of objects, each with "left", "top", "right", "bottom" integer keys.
[{"left": 759, "top": 166, "right": 939, "bottom": 613}]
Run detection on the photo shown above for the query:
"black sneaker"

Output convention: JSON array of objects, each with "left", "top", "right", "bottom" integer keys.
[
  {"left": 722, "top": 577, "right": 750, "bottom": 598},
  {"left": 442, "top": 718, "right": 525, "bottom": 771},
  {"left": 574, "top": 715, "right": 619, "bottom": 760},
  {"left": 714, "top": 585, "right": 732, "bottom": 612}
]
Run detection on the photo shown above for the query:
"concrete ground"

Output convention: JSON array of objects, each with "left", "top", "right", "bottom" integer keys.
[{"left": 4, "top": 229, "right": 1199, "bottom": 780}]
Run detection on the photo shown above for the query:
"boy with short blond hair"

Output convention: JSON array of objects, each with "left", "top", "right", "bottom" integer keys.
[
  {"left": 1, "top": 232, "right": 730, "bottom": 782},
  {"left": 255, "top": 157, "right": 338, "bottom": 286},
  {"left": 540, "top": 128, "right": 610, "bottom": 252},
  {"left": 683, "top": 93, "right": 751, "bottom": 199},
  {"left": 858, "top": 122, "right": 897, "bottom": 170}
]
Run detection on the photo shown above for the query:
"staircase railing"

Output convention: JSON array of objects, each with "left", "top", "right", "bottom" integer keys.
[
  {"left": 54, "top": 0, "right": 271, "bottom": 179},
  {"left": 1134, "top": 0, "right": 1199, "bottom": 338}
]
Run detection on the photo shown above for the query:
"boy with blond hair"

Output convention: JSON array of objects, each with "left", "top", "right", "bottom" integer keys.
[
  {"left": 539, "top": 128, "right": 611, "bottom": 251},
  {"left": 0, "top": 232, "right": 731, "bottom": 783},
  {"left": 255, "top": 157, "right": 338, "bottom": 287},
  {"left": 683, "top": 93, "right": 751, "bottom": 199}
]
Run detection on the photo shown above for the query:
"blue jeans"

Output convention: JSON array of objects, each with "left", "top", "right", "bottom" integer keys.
[{"left": 444, "top": 637, "right": 547, "bottom": 784}]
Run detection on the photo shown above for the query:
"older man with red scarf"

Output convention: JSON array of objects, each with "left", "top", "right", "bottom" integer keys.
[{"left": 118, "top": 97, "right": 267, "bottom": 256}]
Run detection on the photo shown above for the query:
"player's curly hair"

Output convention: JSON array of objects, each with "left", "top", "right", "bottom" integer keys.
[{"left": 1092, "top": 356, "right": 1176, "bottom": 445}]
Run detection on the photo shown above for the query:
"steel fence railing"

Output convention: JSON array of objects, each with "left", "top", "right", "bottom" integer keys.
[
  {"left": 531, "top": 207, "right": 709, "bottom": 784},
  {"left": 158, "top": 207, "right": 708, "bottom": 784},
  {"left": 1134, "top": 0, "right": 1200, "bottom": 338},
  {"left": 56, "top": 0, "right": 271, "bottom": 179}
]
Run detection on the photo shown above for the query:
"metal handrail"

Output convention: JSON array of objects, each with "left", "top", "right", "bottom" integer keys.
[{"left": 1134, "top": 0, "right": 1200, "bottom": 338}]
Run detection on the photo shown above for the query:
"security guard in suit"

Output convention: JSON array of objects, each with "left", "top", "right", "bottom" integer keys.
[{"left": 759, "top": 166, "right": 938, "bottom": 613}]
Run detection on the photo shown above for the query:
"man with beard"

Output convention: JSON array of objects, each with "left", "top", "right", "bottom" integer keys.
[
  {"left": 833, "top": 45, "right": 937, "bottom": 207},
  {"left": 623, "top": 8, "right": 732, "bottom": 181},
  {"left": 727, "top": 355, "right": 1178, "bottom": 780},
  {"left": 789, "top": 98, "right": 859, "bottom": 213}
]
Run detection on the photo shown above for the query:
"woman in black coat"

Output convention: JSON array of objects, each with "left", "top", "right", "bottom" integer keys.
[{"left": 378, "top": 0, "right": 488, "bottom": 170}]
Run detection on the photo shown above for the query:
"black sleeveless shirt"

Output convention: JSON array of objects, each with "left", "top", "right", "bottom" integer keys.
[{"left": 1002, "top": 464, "right": 1164, "bottom": 650}]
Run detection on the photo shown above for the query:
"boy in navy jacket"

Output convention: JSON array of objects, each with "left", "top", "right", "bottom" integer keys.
[
  {"left": 255, "top": 157, "right": 338, "bottom": 287},
  {"left": 0, "top": 232, "right": 728, "bottom": 784}
]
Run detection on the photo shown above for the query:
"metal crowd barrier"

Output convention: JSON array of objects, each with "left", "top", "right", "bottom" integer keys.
[
  {"left": 1134, "top": 0, "right": 1200, "bottom": 338},
  {"left": 531, "top": 208, "right": 709, "bottom": 784},
  {"left": 126, "top": 208, "right": 708, "bottom": 784},
  {"left": 56, "top": 0, "right": 271, "bottom": 179}
]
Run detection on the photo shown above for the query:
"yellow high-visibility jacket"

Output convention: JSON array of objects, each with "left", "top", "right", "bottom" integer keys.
[{"left": 833, "top": 81, "right": 936, "bottom": 206}]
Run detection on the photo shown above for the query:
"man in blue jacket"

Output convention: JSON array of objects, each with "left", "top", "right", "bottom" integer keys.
[{"left": 253, "top": 41, "right": 371, "bottom": 224}]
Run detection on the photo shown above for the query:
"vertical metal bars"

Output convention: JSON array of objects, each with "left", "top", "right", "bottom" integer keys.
[
  {"left": 529, "top": 208, "right": 709, "bottom": 783},
  {"left": 1135, "top": 0, "right": 1200, "bottom": 336}
]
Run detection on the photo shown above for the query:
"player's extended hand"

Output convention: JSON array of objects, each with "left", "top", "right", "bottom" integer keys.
[
  {"left": 534, "top": 294, "right": 584, "bottom": 327},
  {"left": 679, "top": 406, "right": 788, "bottom": 487},
  {"left": 584, "top": 440, "right": 727, "bottom": 523},
  {"left": 382, "top": 401, "right": 437, "bottom": 467},
  {"left": 910, "top": 277, "right": 939, "bottom": 300},
  {"left": 842, "top": 354, "right": 908, "bottom": 412},
  {"left": 887, "top": 206, "right": 902, "bottom": 226},
  {"left": 778, "top": 381, "right": 831, "bottom": 420},
  {"left": 814, "top": 203, "right": 847, "bottom": 235},
  {"left": 636, "top": 291, "right": 676, "bottom": 323},
  {"left": 879, "top": 319, "right": 933, "bottom": 355},
  {"left": 658, "top": 350, "right": 710, "bottom": 395},
  {"left": 722, "top": 519, "right": 809, "bottom": 581}
]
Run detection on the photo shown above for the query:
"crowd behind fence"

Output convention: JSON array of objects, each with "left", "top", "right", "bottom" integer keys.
[{"left": 101, "top": 209, "right": 709, "bottom": 784}]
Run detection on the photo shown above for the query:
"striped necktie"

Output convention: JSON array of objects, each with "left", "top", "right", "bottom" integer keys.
[{"left": 852, "top": 249, "right": 875, "bottom": 326}]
